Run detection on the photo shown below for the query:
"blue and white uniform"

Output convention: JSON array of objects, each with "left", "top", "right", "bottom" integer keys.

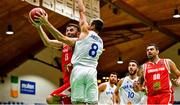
[
  {"left": 70, "top": 31, "right": 103, "bottom": 103},
  {"left": 98, "top": 82, "right": 116, "bottom": 105},
  {"left": 119, "top": 76, "right": 145, "bottom": 105}
]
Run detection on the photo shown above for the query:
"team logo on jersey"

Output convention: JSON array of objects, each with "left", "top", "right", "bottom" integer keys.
[
  {"left": 122, "top": 84, "right": 133, "bottom": 89},
  {"left": 106, "top": 91, "right": 113, "bottom": 95},
  {"left": 153, "top": 82, "right": 161, "bottom": 90}
]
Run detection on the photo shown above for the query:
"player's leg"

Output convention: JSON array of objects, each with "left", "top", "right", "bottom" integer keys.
[
  {"left": 70, "top": 66, "right": 86, "bottom": 104},
  {"left": 84, "top": 68, "right": 98, "bottom": 105},
  {"left": 46, "top": 82, "right": 70, "bottom": 104},
  {"left": 50, "top": 81, "right": 70, "bottom": 96}
]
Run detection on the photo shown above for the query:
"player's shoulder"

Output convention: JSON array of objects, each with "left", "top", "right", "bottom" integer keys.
[
  {"left": 98, "top": 82, "right": 108, "bottom": 90},
  {"left": 99, "top": 81, "right": 108, "bottom": 84},
  {"left": 121, "top": 77, "right": 125, "bottom": 81},
  {"left": 163, "top": 58, "right": 171, "bottom": 62},
  {"left": 160, "top": 58, "right": 174, "bottom": 65}
]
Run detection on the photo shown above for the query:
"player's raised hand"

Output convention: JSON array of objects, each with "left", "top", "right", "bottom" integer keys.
[
  {"left": 29, "top": 17, "right": 40, "bottom": 28},
  {"left": 34, "top": 10, "right": 48, "bottom": 26}
]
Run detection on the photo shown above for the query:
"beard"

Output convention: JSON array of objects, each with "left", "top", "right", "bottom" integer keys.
[
  {"left": 109, "top": 79, "right": 116, "bottom": 84},
  {"left": 129, "top": 70, "right": 137, "bottom": 75},
  {"left": 147, "top": 55, "right": 153, "bottom": 60}
]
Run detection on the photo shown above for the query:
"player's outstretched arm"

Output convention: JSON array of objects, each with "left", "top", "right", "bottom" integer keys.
[
  {"left": 37, "top": 26, "right": 63, "bottom": 49},
  {"left": 29, "top": 18, "right": 63, "bottom": 49},
  {"left": 34, "top": 11, "right": 76, "bottom": 46},
  {"left": 77, "top": 0, "right": 89, "bottom": 35}
]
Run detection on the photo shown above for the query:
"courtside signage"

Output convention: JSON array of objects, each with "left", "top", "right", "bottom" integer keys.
[{"left": 20, "top": 80, "right": 36, "bottom": 95}]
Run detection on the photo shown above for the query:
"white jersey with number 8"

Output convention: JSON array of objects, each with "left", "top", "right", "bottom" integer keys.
[{"left": 71, "top": 31, "right": 103, "bottom": 68}]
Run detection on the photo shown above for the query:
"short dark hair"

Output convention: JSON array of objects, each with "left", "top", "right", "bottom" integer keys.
[
  {"left": 129, "top": 60, "right": 139, "bottom": 67},
  {"left": 66, "top": 23, "right": 80, "bottom": 32},
  {"left": 91, "top": 18, "right": 104, "bottom": 32},
  {"left": 110, "top": 72, "right": 118, "bottom": 77},
  {"left": 147, "top": 43, "right": 159, "bottom": 50}
]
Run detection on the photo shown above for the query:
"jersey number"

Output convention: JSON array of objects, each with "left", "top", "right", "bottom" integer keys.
[
  {"left": 153, "top": 73, "right": 160, "bottom": 80},
  {"left": 128, "top": 92, "right": 134, "bottom": 98},
  {"left": 65, "top": 53, "right": 68, "bottom": 61},
  {"left": 89, "top": 43, "right": 98, "bottom": 57}
]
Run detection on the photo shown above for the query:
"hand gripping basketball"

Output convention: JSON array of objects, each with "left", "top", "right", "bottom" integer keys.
[{"left": 29, "top": 7, "right": 47, "bottom": 24}]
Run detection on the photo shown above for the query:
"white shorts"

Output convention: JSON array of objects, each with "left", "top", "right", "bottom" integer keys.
[{"left": 70, "top": 65, "right": 98, "bottom": 103}]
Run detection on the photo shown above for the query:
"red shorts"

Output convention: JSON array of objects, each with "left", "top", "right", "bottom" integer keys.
[
  {"left": 148, "top": 92, "right": 174, "bottom": 105},
  {"left": 62, "top": 66, "right": 72, "bottom": 83}
]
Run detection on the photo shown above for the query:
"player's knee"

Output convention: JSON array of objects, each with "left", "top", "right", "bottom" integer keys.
[{"left": 46, "top": 95, "right": 54, "bottom": 104}]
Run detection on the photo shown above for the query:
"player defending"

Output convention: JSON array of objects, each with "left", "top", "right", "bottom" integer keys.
[{"left": 31, "top": 0, "right": 104, "bottom": 104}]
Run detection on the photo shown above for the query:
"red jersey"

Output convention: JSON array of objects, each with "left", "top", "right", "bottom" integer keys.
[
  {"left": 50, "top": 44, "right": 73, "bottom": 104},
  {"left": 144, "top": 59, "right": 173, "bottom": 96},
  {"left": 61, "top": 44, "right": 73, "bottom": 83}
]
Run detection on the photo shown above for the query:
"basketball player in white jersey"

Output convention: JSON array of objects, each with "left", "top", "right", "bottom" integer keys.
[
  {"left": 114, "top": 60, "right": 146, "bottom": 105},
  {"left": 32, "top": 0, "right": 104, "bottom": 104},
  {"left": 98, "top": 72, "right": 118, "bottom": 105}
]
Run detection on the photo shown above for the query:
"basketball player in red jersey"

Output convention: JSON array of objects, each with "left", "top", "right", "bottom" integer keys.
[
  {"left": 30, "top": 20, "right": 80, "bottom": 104},
  {"left": 134, "top": 43, "right": 180, "bottom": 105}
]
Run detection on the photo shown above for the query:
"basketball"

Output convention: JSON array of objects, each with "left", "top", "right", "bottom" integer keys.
[{"left": 29, "top": 7, "right": 46, "bottom": 23}]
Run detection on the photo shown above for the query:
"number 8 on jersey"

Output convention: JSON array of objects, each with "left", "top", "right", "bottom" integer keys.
[{"left": 89, "top": 43, "right": 98, "bottom": 57}]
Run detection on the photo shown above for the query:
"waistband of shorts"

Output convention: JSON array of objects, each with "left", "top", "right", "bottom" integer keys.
[{"left": 73, "top": 63, "right": 96, "bottom": 69}]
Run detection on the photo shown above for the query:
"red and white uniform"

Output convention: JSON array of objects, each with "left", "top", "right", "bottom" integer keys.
[
  {"left": 144, "top": 59, "right": 174, "bottom": 104},
  {"left": 50, "top": 44, "right": 73, "bottom": 100},
  {"left": 61, "top": 44, "right": 73, "bottom": 83}
]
